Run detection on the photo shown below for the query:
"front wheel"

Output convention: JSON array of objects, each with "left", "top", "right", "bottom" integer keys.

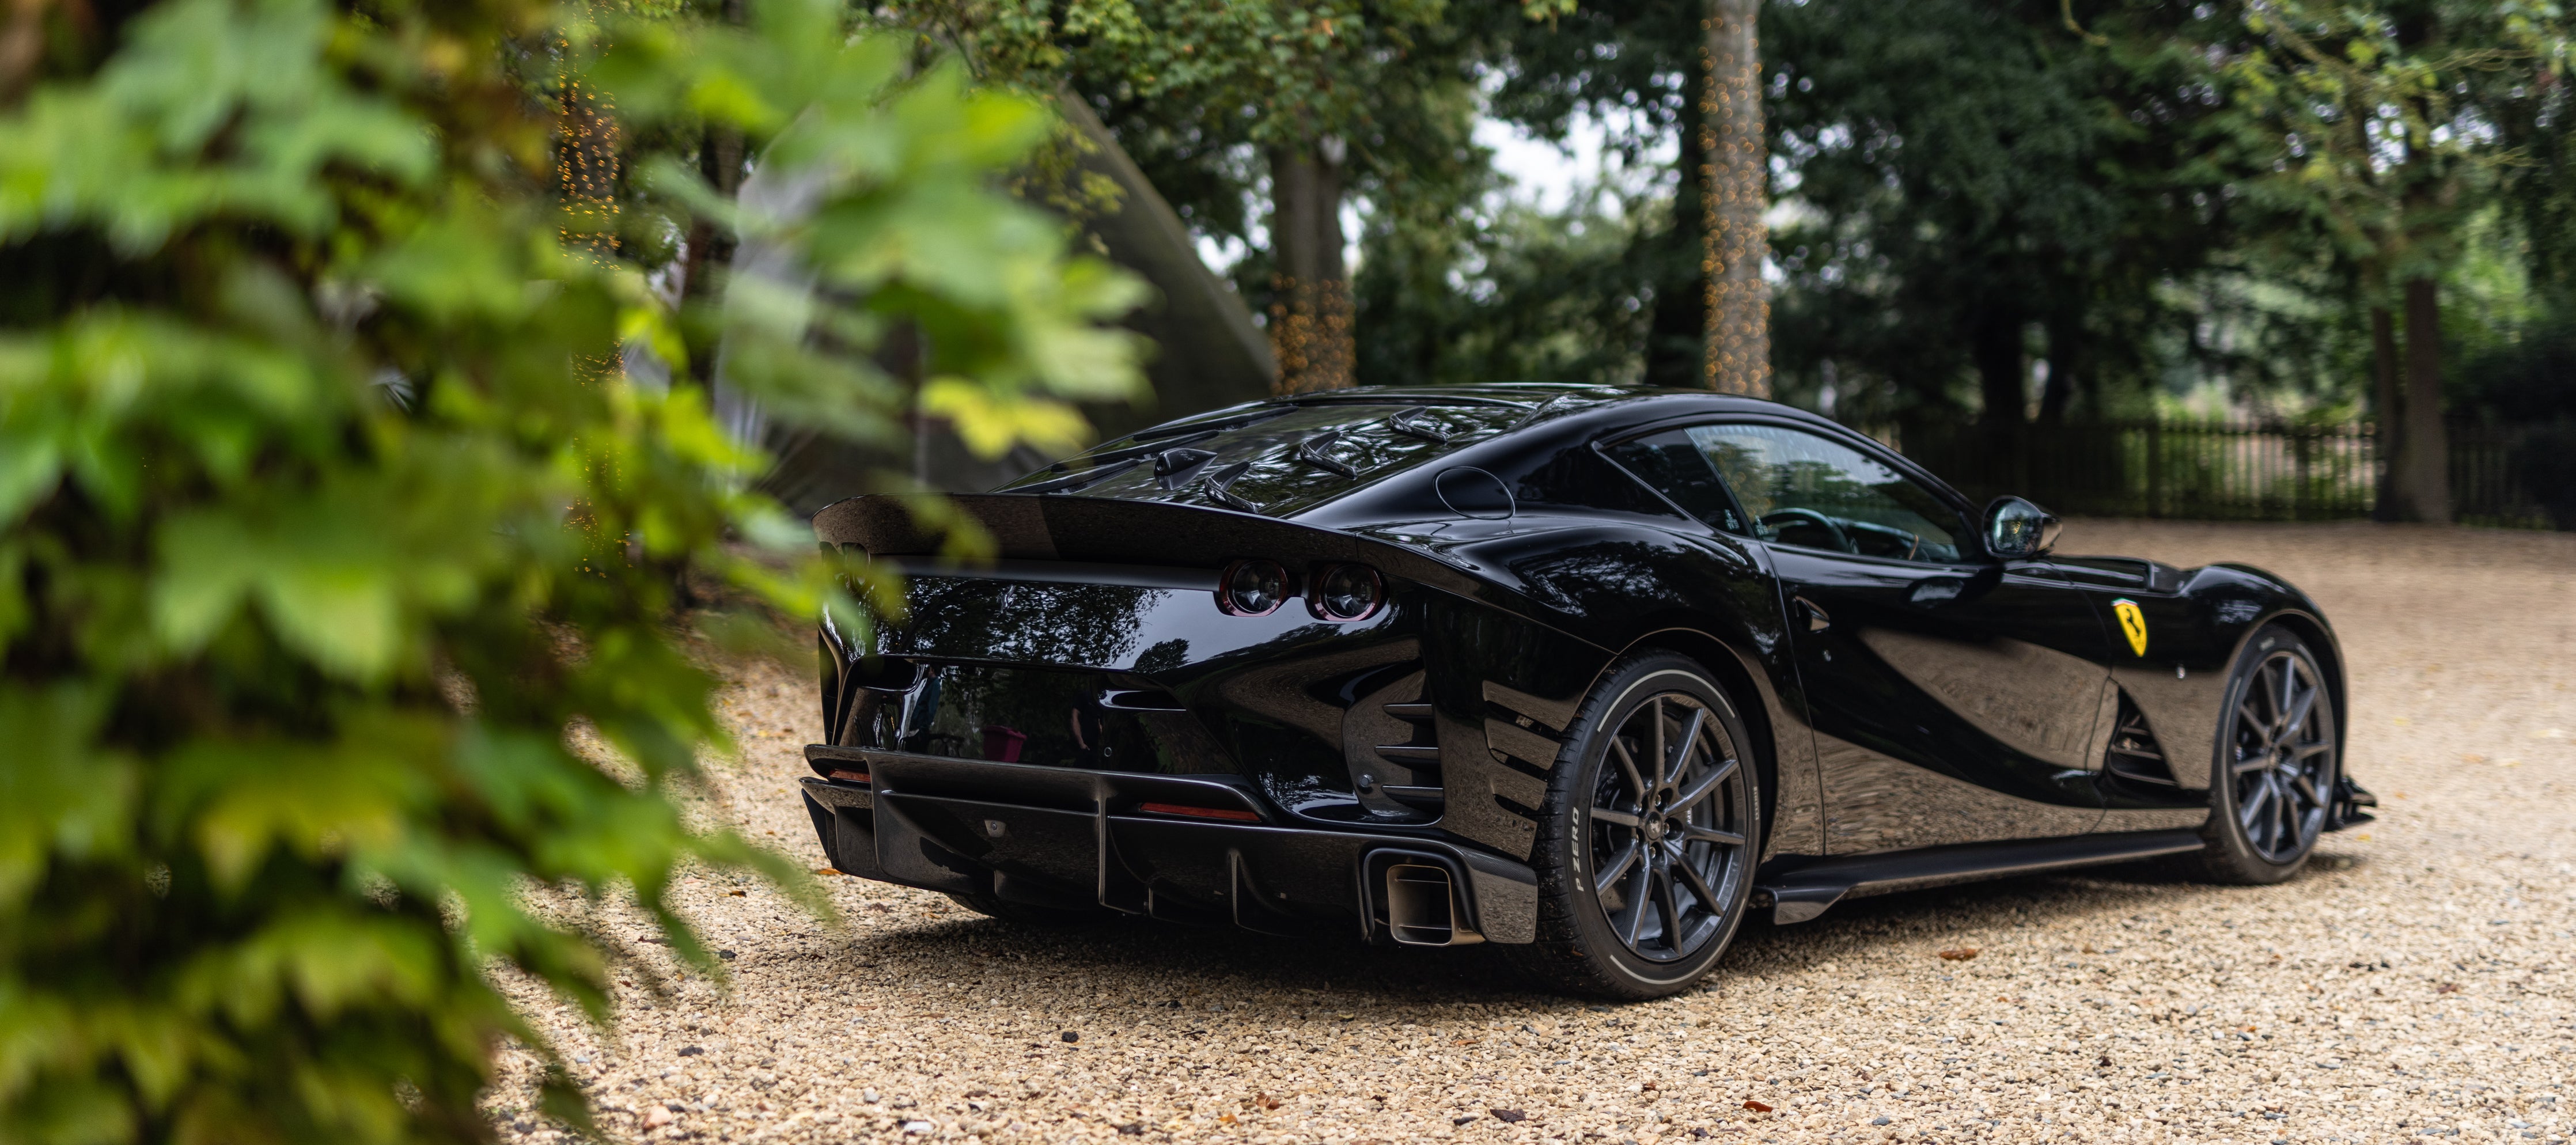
[
  {"left": 2194, "top": 624, "right": 2339, "bottom": 884},
  {"left": 1506, "top": 653, "right": 1761, "bottom": 999}
]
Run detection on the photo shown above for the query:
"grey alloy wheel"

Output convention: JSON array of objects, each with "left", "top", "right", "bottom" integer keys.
[
  {"left": 2196, "top": 624, "right": 2338, "bottom": 884},
  {"left": 1508, "top": 653, "right": 1761, "bottom": 1000},
  {"left": 1581, "top": 688, "right": 1752, "bottom": 964}
]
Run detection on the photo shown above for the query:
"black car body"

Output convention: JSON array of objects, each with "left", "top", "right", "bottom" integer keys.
[{"left": 802, "top": 385, "right": 2371, "bottom": 996}]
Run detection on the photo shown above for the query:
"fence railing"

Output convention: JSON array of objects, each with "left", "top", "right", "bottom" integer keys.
[
  {"left": 2446, "top": 424, "right": 2557, "bottom": 529},
  {"left": 1866, "top": 419, "right": 2558, "bottom": 528}
]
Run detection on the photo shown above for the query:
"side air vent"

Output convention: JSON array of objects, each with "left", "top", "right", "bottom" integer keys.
[
  {"left": 1375, "top": 702, "right": 1439, "bottom": 763},
  {"left": 2103, "top": 692, "right": 2177, "bottom": 786},
  {"left": 1374, "top": 701, "right": 1444, "bottom": 809}
]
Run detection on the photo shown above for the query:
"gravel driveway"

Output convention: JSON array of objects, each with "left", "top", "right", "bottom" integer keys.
[{"left": 490, "top": 520, "right": 2576, "bottom": 1145}]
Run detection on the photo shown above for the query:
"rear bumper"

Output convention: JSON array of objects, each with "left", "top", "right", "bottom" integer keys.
[{"left": 798, "top": 745, "right": 1537, "bottom": 945}]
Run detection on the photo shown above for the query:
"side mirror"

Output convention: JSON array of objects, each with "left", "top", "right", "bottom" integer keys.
[{"left": 1983, "top": 496, "right": 2061, "bottom": 559}]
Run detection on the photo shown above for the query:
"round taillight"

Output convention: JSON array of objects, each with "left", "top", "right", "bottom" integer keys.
[
  {"left": 1308, "top": 563, "right": 1384, "bottom": 622},
  {"left": 1217, "top": 559, "right": 1290, "bottom": 616}
]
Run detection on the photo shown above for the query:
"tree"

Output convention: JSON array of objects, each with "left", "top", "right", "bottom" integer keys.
[
  {"left": 1766, "top": 1, "right": 2223, "bottom": 452},
  {"left": 1352, "top": 175, "right": 1679, "bottom": 388},
  {"left": 1409, "top": 0, "right": 1709, "bottom": 388},
  {"left": 0, "top": 0, "right": 1143, "bottom": 1138},
  {"left": 1451, "top": 0, "right": 2266, "bottom": 437},
  {"left": 2212, "top": 0, "right": 2567, "bottom": 522},
  {"left": 899, "top": 0, "right": 1516, "bottom": 393},
  {"left": 1453, "top": 0, "right": 1770, "bottom": 396},
  {"left": 1703, "top": 0, "right": 1770, "bottom": 396}
]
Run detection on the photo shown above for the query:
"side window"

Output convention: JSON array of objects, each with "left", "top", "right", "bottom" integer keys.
[
  {"left": 1688, "top": 424, "right": 1966, "bottom": 563},
  {"left": 1601, "top": 430, "right": 1747, "bottom": 533},
  {"left": 1515, "top": 441, "right": 1694, "bottom": 520}
]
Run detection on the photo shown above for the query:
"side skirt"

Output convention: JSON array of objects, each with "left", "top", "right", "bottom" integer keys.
[{"left": 1753, "top": 829, "right": 2206, "bottom": 925}]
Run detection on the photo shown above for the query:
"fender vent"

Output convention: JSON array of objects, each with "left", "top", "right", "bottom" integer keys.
[
  {"left": 1375, "top": 702, "right": 1440, "bottom": 765},
  {"left": 2103, "top": 693, "right": 2177, "bottom": 786},
  {"left": 1375, "top": 701, "right": 1444, "bottom": 809}
]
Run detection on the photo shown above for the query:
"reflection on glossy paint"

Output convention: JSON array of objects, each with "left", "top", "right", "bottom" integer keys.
[
  {"left": 879, "top": 579, "right": 1158, "bottom": 668},
  {"left": 893, "top": 664, "right": 1233, "bottom": 775},
  {"left": 877, "top": 576, "right": 1370, "bottom": 672},
  {"left": 1855, "top": 628, "right": 2115, "bottom": 770},
  {"left": 1814, "top": 731, "right": 2105, "bottom": 853}
]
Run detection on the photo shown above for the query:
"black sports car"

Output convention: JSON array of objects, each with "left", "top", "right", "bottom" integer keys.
[{"left": 802, "top": 385, "right": 2373, "bottom": 998}]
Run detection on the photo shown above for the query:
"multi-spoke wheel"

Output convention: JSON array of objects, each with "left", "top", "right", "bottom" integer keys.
[
  {"left": 2196, "top": 625, "right": 2339, "bottom": 884},
  {"left": 1508, "top": 653, "right": 1760, "bottom": 999}
]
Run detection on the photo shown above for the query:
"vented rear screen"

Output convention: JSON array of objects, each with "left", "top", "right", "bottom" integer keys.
[{"left": 997, "top": 399, "right": 1531, "bottom": 517}]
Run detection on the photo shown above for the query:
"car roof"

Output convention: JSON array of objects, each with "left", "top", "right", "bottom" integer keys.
[{"left": 992, "top": 385, "right": 1842, "bottom": 517}]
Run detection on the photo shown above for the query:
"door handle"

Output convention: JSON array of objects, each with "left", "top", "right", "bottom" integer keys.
[{"left": 1793, "top": 596, "right": 1830, "bottom": 632}]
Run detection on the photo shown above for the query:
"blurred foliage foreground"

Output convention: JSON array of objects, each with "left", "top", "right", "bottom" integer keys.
[{"left": 0, "top": 0, "right": 1145, "bottom": 1138}]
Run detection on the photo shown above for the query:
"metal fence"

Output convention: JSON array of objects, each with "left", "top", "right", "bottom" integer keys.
[
  {"left": 1869, "top": 419, "right": 2559, "bottom": 528},
  {"left": 2446, "top": 424, "right": 2558, "bottom": 529}
]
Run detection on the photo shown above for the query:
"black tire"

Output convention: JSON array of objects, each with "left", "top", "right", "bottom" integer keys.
[
  {"left": 1505, "top": 653, "right": 1762, "bottom": 1000},
  {"left": 2194, "top": 624, "right": 2339, "bottom": 885}
]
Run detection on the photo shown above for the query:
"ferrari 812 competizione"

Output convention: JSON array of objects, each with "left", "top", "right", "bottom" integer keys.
[{"left": 801, "top": 385, "right": 2372, "bottom": 998}]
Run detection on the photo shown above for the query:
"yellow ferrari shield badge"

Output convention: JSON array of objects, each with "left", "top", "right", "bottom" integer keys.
[{"left": 2112, "top": 598, "right": 2149, "bottom": 657}]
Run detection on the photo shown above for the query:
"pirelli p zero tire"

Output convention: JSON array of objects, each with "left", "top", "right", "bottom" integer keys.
[
  {"left": 2195, "top": 624, "right": 2340, "bottom": 885},
  {"left": 1506, "top": 653, "right": 1761, "bottom": 1000}
]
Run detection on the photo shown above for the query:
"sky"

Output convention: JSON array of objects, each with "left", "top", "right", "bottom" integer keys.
[
  {"left": 1195, "top": 109, "right": 1646, "bottom": 279},
  {"left": 1477, "top": 112, "right": 1626, "bottom": 215}
]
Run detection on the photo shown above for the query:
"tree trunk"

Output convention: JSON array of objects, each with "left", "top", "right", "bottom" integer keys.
[
  {"left": 1972, "top": 303, "right": 2028, "bottom": 494},
  {"left": 1702, "top": 0, "right": 1769, "bottom": 397},
  {"left": 2037, "top": 303, "right": 2081, "bottom": 423},
  {"left": 2369, "top": 302, "right": 2403, "bottom": 522},
  {"left": 680, "top": 122, "right": 746, "bottom": 384},
  {"left": 558, "top": 71, "right": 622, "bottom": 388},
  {"left": 557, "top": 77, "right": 620, "bottom": 264},
  {"left": 1268, "top": 143, "right": 1354, "bottom": 394},
  {"left": 676, "top": 0, "right": 745, "bottom": 387},
  {"left": 2398, "top": 276, "right": 2450, "bottom": 523},
  {"left": 1642, "top": 34, "right": 1711, "bottom": 389}
]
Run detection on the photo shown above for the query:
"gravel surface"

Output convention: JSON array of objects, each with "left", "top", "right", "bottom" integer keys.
[{"left": 489, "top": 520, "right": 2576, "bottom": 1145}]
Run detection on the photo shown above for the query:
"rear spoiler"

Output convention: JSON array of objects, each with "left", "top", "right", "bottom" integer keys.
[
  {"left": 812, "top": 493, "right": 1593, "bottom": 645},
  {"left": 815, "top": 492, "right": 1448, "bottom": 581}
]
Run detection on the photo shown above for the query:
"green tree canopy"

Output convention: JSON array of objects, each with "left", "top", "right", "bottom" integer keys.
[
  {"left": 893, "top": 0, "right": 1577, "bottom": 390},
  {"left": 0, "top": 0, "right": 1143, "bottom": 1137}
]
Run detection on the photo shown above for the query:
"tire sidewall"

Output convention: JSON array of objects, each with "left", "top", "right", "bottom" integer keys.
[
  {"left": 2202, "top": 625, "right": 2338, "bottom": 882},
  {"left": 1543, "top": 655, "right": 1760, "bottom": 996}
]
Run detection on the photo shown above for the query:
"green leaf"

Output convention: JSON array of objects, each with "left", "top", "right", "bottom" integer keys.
[
  {"left": 0, "top": 684, "right": 134, "bottom": 908},
  {"left": 2, "top": 0, "right": 1150, "bottom": 1137}
]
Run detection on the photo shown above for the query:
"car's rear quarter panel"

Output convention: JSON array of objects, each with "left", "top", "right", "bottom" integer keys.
[{"left": 815, "top": 495, "right": 1632, "bottom": 865}]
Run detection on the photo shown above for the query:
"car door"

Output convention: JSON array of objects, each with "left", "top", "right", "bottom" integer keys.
[{"left": 1609, "top": 420, "right": 2115, "bottom": 853}]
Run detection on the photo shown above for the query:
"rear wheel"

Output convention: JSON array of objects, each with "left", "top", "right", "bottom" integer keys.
[
  {"left": 1507, "top": 653, "right": 1761, "bottom": 999},
  {"left": 2194, "top": 624, "right": 2338, "bottom": 884}
]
